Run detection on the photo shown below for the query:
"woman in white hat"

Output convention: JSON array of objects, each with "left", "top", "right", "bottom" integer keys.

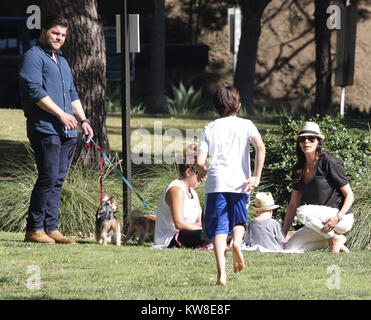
[{"left": 282, "top": 122, "right": 355, "bottom": 253}]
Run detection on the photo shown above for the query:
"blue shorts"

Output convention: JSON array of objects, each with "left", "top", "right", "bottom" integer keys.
[{"left": 203, "top": 193, "right": 249, "bottom": 240}]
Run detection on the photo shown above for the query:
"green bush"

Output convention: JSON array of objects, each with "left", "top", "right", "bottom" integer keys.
[{"left": 258, "top": 115, "right": 370, "bottom": 249}]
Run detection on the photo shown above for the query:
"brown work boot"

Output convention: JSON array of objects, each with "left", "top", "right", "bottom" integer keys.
[
  {"left": 24, "top": 230, "right": 56, "bottom": 244},
  {"left": 47, "top": 230, "right": 77, "bottom": 245}
]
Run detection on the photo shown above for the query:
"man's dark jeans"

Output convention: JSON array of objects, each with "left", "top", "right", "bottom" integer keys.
[{"left": 26, "top": 131, "right": 77, "bottom": 232}]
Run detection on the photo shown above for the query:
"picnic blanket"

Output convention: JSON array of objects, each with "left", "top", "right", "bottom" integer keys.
[{"left": 240, "top": 243, "right": 302, "bottom": 253}]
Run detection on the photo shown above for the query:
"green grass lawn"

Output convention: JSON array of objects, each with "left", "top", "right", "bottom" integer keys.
[
  {"left": 1, "top": 109, "right": 370, "bottom": 301},
  {"left": 0, "top": 109, "right": 279, "bottom": 147},
  {"left": 0, "top": 232, "right": 370, "bottom": 300}
]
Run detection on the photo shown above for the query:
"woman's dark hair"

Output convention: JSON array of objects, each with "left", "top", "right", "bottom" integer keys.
[
  {"left": 177, "top": 144, "right": 197, "bottom": 178},
  {"left": 41, "top": 14, "right": 68, "bottom": 31},
  {"left": 292, "top": 138, "right": 327, "bottom": 182},
  {"left": 213, "top": 83, "right": 240, "bottom": 117},
  {"left": 177, "top": 163, "right": 196, "bottom": 179}
]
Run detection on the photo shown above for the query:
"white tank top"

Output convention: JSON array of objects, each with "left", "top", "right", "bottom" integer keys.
[{"left": 154, "top": 179, "right": 199, "bottom": 247}]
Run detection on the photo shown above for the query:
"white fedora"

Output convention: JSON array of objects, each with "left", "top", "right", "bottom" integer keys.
[
  {"left": 294, "top": 122, "right": 325, "bottom": 141},
  {"left": 252, "top": 192, "right": 279, "bottom": 212}
]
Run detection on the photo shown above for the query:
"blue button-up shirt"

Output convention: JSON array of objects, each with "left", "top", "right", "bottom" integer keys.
[{"left": 19, "top": 42, "right": 79, "bottom": 138}]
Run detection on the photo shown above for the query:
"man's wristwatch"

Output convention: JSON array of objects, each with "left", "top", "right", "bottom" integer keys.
[
  {"left": 81, "top": 119, "right": 91, "bottom": 125},
  {"left": 336, "top": 213, "right": 343, "bottom": 222}
]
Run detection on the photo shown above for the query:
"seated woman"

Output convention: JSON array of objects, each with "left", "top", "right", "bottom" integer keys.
[
  {"left": 154, "top": 146, "right": 212, "bottom": 249},
  {"left": 282, "top": 122, "right": 355, "bottom": 253}
]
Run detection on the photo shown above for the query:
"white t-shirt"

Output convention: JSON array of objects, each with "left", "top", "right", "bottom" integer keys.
[
  {"left": 198, "top": 116, "right": 261, "bottom": 194},
  {"left": 154, "top": 179, "right": 200, "bottom": 247}
]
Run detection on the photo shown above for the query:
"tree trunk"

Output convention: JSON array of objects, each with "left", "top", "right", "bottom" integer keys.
[
  {"left": 234, "top": 0, "right": 272, "bottom": 114},
  {"left": 314, "top": 0, "right": 332, "bottom": 116},
  {"left": 146, "top": 0, "right": 168, "bottom": 113},
  {"left": 40, "top": 0, "right": 109, "bottom": 167}
]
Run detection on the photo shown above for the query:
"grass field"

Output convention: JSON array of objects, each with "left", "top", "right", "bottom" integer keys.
[
  {"left": 0, "top": 109, "right": 278, "bottom": 154},
  {"left": 0, "top": 232, "right": 370, "bottom": 300}
]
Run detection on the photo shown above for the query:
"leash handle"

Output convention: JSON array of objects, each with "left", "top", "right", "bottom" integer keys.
[
  {"left": 82, "top": 133, "right": 92, "bottom": 144},
  {"left": 82, "top": 133, "right": 91, "bottom": 152}
]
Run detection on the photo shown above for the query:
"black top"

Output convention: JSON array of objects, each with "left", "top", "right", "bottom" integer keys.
[{"left": 292, "top": 153, "right": 352, "bottom": 214}]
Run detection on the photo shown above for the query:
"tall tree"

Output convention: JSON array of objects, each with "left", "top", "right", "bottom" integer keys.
[
  {"left": 234, "top": 0, "right": 272, "bottom": 114},
  {"left": 146, "top": 0, "right": 168, "bottom": 113},
  {"left": 39, "top": 0, "right": 109, "bottom": 166},
  {"left": 313, "top": 0, "right": 332, "bottom": 115}
]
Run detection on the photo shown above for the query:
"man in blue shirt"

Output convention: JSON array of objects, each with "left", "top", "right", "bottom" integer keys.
[{"left": 19, "top": 15, "right": 94, "bottom": 244}]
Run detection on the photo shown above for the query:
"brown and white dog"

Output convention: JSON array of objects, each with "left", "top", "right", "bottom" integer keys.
[
  {"left": 95, "top": 196, "right": 121, "bottom": 246},
  {"left": 122, "top": 209, "right": 156, "bottom": 246}
]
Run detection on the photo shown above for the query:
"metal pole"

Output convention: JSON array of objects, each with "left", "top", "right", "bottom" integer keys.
[
  {"left": 340, "top": 87, "right": 345, "bottom": 118},
  {"left": 233, "top": 53, "right": 237, "bottom": 75},
  {"left": 120, "top": 0, "right": 132, "bottom": 228},
  {"left": 339, "top": 0, "right": 350, "bottom": 119}
]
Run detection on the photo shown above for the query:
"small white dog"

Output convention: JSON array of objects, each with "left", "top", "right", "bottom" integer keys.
[{"left": 95, "top": 196, "right": 121, "bottom": 246}]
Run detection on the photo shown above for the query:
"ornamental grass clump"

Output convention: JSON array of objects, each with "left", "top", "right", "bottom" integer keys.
[
  {"left": 0, "top": 145, "right": 123, "bottom": 237},
  {"left": 167, "top": 81, "right": 204, "bottom": 115}
]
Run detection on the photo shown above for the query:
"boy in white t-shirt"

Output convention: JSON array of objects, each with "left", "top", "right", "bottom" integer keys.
[{"left": 196, "top": 83, "right": 266, "bottom": 285}]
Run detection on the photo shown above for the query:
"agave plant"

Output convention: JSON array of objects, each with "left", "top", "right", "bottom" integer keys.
[{"left": 167, "top": 81, "right": 204, "bottom": 115}]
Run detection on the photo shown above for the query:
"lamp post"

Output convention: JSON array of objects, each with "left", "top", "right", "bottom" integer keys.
[
  {"left": 120, "top": 0, "right": 131, "bottom": 228},
  {"left": 119, "top": 0, "right": 156, "bottom": 228}
]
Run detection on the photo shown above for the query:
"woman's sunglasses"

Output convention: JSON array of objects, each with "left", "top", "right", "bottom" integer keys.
[{"left": 298, "top": 136, "right": 316, "bottom": 143}]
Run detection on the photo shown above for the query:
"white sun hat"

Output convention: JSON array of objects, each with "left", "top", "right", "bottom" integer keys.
[
  {"left": 294, "top": 121, "right": 325, "bottom": 141},
  {"left": 252, "top": 192, "right": 279, "bottom": 212}
]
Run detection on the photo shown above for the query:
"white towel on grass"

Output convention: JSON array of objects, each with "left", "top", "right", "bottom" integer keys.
[{"left": 241, "top": 243, "right": 302, "bottom": 254}]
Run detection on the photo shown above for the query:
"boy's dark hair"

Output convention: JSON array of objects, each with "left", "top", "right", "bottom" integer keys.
[
  {"left": 41, "top": 14, "right": 68, "bottom": 30},
  {"left": 213, "top": 83, "right": 240, "bottom": 117}
]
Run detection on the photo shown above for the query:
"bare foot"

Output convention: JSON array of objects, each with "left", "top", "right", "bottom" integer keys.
[
  {"left": 330, "top": 234, "right": 347, "bottom": 253},
  {"left": 282, "top": 230, "right": 296, "bottom": 244},
  {"left": 232, "top": 243, "right": 245, "bottom": 273},
  {"left": 217, "top": 274, "right": 227, "bottom": 286},
  {"left": 340, "top": 245, "right": 350, "bottom": 253}
]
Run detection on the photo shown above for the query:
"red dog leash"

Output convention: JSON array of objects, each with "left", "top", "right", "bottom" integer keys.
[{"left": 83, "top": 134, "right": 104, "bottom": 204}]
